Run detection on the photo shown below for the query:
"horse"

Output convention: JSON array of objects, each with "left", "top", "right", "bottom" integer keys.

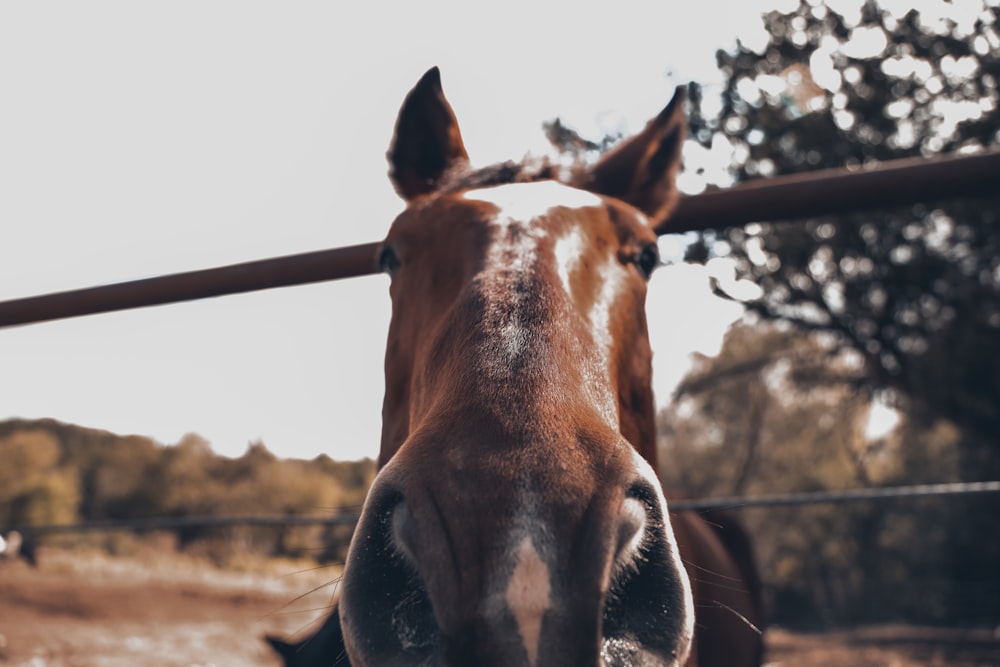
[{"left": 267, "top": 67, "right": 763, "bottom": 666}]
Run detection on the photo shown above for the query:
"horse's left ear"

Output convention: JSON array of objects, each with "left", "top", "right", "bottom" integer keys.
[
  {"left": 580, "top": 86, "right": 687, "bottom": 229},
  {"left": 388, "top": 67, "right": 470, "bottom": 201}
]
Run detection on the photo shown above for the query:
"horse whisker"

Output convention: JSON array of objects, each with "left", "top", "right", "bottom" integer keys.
[
  {"left": 278, "top": 563, "right": 343, "bottom": 578},
  {"left": 707, "top": 599, "right": 764, "bottom": 636},
  {"left": 263, "top": 605, "right": 338, "bottom": 618},
  {"left": 265, "top": 577, "right": 341, "bottom": 618}
]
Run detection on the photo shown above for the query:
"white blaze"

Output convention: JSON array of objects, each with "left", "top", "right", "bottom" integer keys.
[
  {"left": 505, "top": 536, "right": 552, "bottom": 666},
  {"left": 463, "top": 182, "right": 602, "bottom": 366},
  {"left": 462, "top": 181, "right": 602, "bottom": 291},
  {"left": 553, "top": 225, "right": 585, "bottom": 296}
]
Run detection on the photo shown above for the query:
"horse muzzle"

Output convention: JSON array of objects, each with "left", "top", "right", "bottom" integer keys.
[{"left": 337, "top": 447, "right": 693, "bottom": 667}]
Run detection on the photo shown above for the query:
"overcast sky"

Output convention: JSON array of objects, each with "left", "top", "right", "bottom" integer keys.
[{"left": 0, "top": 1, "right": 796, "bottom": 460}]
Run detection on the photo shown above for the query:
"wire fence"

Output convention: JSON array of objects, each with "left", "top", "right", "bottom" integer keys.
[
  {"left": 5, "top": 481, "right": 999, "bottom": 538},
  {"left": 667, "top": 480, "right": 1000, "bottom": 511}
]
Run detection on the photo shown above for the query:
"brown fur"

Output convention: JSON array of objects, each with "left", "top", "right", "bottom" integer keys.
[{"left": 267, "top": 67, "right": 763, "bottom": 667}]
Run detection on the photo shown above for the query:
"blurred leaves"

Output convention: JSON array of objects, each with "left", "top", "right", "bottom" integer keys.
[
  {"left": 684, "top": 0, "right": 1000, "bottom": 443},
  {"left": 0, "top": 418, "right": 375, "bottom": 565},
  {"left": 659, "top": 322, "right": 997, "bottom": 627},
  {"left": 657, "top": 0, "right": 1000, "bottom": 627}
]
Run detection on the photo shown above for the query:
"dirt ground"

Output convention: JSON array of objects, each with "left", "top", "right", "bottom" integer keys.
[{"left": 2, "top": 549, "right": 999, "bottom": 667}]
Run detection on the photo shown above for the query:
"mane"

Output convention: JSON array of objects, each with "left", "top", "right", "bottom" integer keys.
[{"left": 439, "top": 158, "right": 569, "bottom": 194}]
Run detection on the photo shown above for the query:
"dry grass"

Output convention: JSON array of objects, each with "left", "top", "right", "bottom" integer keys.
[
  {"left": 0, "top": 547, "right": 341, "bottom": 667},
  {"left": 1, "top": 547, "right": 998, "bottom": 666}
]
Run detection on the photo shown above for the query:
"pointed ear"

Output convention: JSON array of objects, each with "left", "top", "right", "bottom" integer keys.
[
  {"left": 580, "top": 86, "right": 687, "bottom": 229},
  {"left": 388, "top": 67, "right": 470, "bottom": 201}
]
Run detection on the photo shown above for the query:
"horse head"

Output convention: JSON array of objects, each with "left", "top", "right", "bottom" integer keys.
[{"left": 338, "top": 67, "right": 693, "bottom": 667}]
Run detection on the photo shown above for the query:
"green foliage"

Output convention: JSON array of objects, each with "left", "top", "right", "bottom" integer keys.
[
  {"left": 0, "top": 428, "right": 79, "bottom": 527},
  {"left": 0, "top": 418, "right": 375, "bottom": 565},
  {"left": 660, "top": 322, "right": 996, "bottom": 627},
  {"left": 685, "top": 0, "right": 1000, "bottom": 443},
  {"left": 647, "top": 0, "right": 1000, "bottom": 628}
]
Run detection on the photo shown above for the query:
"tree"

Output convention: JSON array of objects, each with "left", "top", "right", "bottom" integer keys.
[
  {"left": 0, "top": 418, "right": 377, "bottom": 565},
  {"left": 659, "top": 322, "right": 991, "bottom": 626},
  {"left": 0, "top": 428, "right": 78, "bottom": 526},
  {"left": 684, "top": 0, "right": 1000, "bottom": 445},
  {"left": 654, "top": 0, "right": 1000, "bottom": 625}
]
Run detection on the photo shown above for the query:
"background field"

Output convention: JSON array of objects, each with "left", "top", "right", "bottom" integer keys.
[{"left": 2, "top": 548, "right": 999, "bottom": 667}]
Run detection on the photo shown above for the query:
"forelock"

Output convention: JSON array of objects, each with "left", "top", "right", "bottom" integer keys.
[{"left": 439, "top": 158, "right": 562, "bottom": 194}]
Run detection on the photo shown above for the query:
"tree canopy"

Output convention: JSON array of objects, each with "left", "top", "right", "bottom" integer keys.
[
  {"left": 0, "top": 418, "right": 375, "bottom": 565},
  {"left": 684, "top": 0, "right": 1000, "bottom": 444},
  {"left": 658, "top": 322, "right": 996, "bottom": 626},
  {"left": 643, "top": 0, "right": 1000, "bottom": 627}
]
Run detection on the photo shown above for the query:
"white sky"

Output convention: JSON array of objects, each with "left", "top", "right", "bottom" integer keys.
[{"left": 0, "top": 1, "right": 784, "bottom": 460}]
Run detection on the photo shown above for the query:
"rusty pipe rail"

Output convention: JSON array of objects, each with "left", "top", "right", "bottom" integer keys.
[
  {"left": 663, "top": 147, "right": 1000, "bottom": 233},
  {"left": 0, "top": 243, "right": 380, "bottom": 329},
  {"left": 1, "top": 148, "right": 998, "bottom": 329}
]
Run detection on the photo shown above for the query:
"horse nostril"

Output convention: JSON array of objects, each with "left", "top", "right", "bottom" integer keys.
[
  {"left": 601, "top": 481, "right": 692, "bottom": 666},
  {"left": 391, "top": 585, "right": 436, "bottom": 653},
  {"left": 390, "top": 500, "right": 418, "bottom": 563},
  {"left": 340, "top": 491, "right": 440, "bottom": 664},
  {"left": 384, "top": 500, "right": 438, "bottom": 653},
  {"left": 616, "top": 497, "right": 647, "bottom": 560},
  {"left": 612, "top": 486, "right": 656, "bottom": 582}
]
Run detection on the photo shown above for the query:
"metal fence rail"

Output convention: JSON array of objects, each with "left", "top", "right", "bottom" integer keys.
[
  {"left": 0, "top": 242, "right": 379, "bottom": 329},
  {"left": 5, "top": 481, "right": 998, "bottom": 537},
  {"left": 664, "top": 146, "right": 1000, "bottom": 232},
  {"left": 1, "top": 148, "right": 998, "bottom": 329},
  {"left": 668, "top": 480, "right": 1000, "bottom": 512}
]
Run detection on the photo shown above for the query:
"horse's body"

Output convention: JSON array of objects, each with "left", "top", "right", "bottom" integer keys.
[{"left": 268, "top": 68, "right": 762, "bottom": 666}]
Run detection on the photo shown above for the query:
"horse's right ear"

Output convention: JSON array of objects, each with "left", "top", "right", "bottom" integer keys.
[
  {"left": 388, "top": 67, "right": 470, "bottom": 201},
  {"left": 579, "top": 85, "right": 687, "bottom": 230}
]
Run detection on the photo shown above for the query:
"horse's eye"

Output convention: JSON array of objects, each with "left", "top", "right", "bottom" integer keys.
[
  {"left": 636, "top": 243, "right": 660, "bottom": 279},
  {"left": 379, "top": 245, "right": 401, "bottom": 275}
]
